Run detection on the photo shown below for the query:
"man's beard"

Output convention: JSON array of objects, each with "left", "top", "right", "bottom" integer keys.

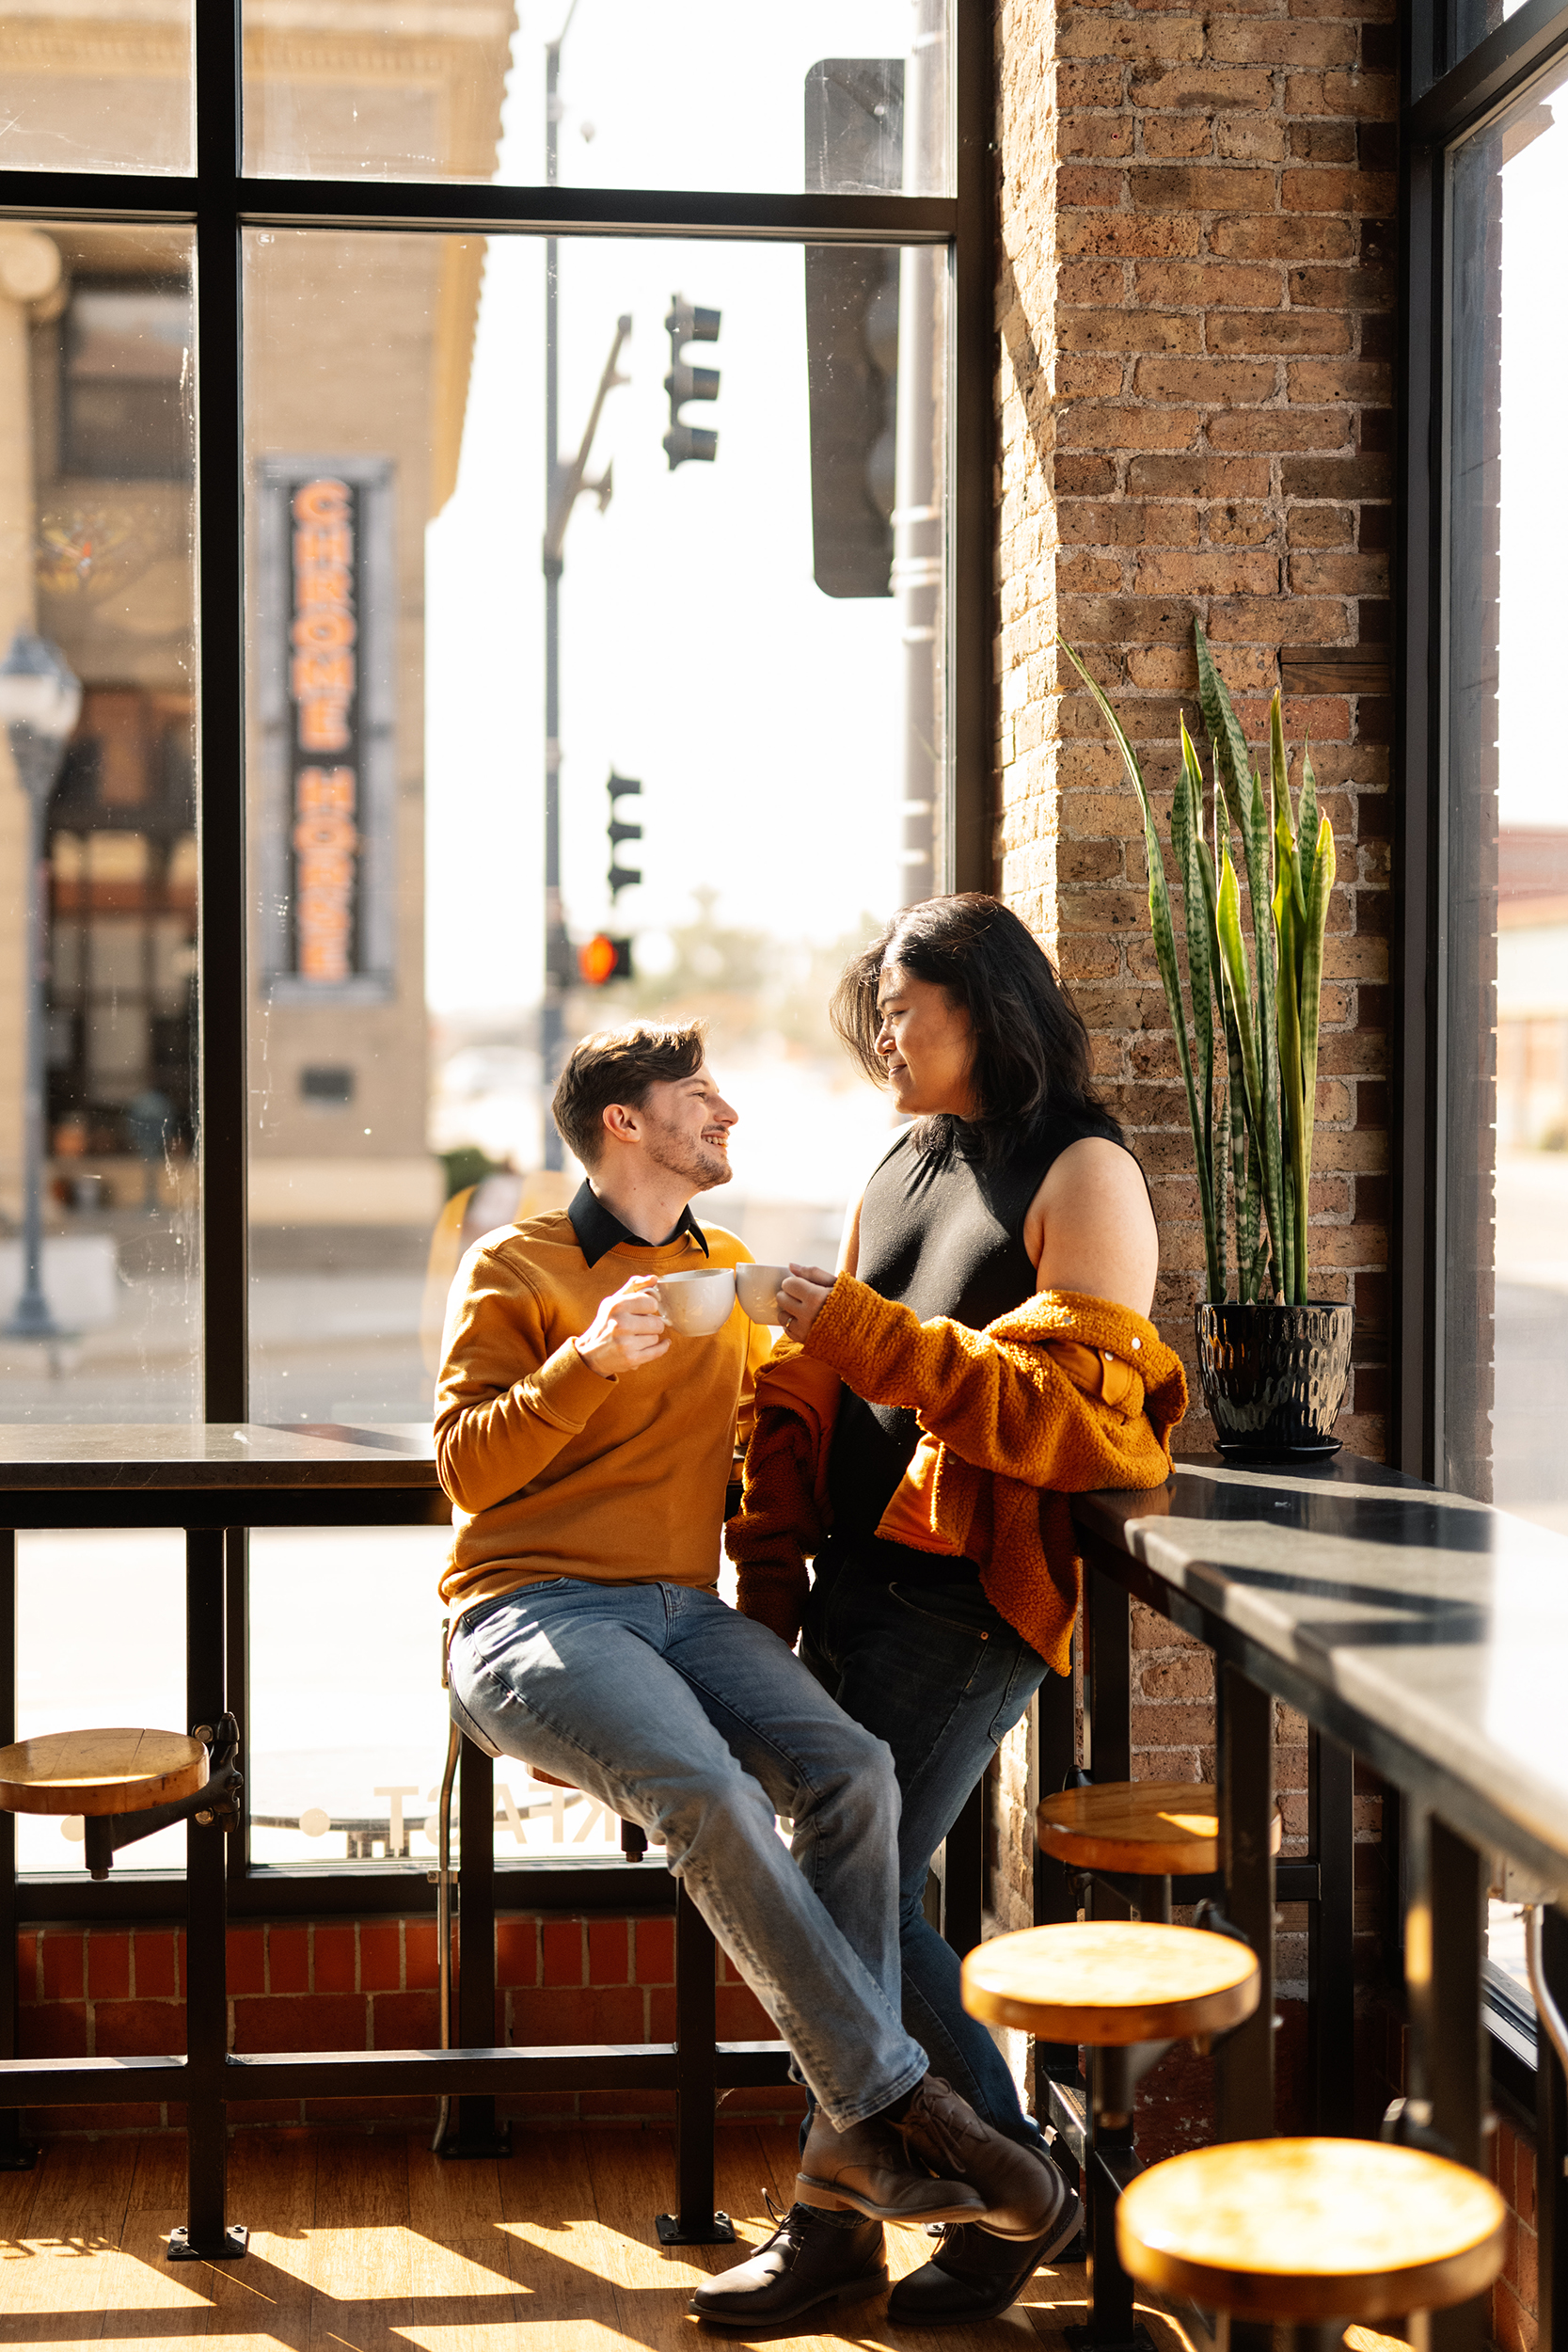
[{"left": 643, "top": 1114, "right": 733, "bottom": 1194}]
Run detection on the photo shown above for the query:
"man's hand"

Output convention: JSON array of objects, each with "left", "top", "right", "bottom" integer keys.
[
  {"left": 778, "top": 1264, "right": 835, "bottom": 1344},
  {"left": 574, "top": 1276, "right": 671, "bottom": 1379}
]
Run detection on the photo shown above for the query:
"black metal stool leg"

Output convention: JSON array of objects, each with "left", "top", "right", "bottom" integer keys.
[
  {"left": 656, "top": 1880, "right": 736, "bottom": 2245},
  {"left": 169, "top": 1527, "right": 245, "bottom": 2262},
  {"left": 446, "top": 1739, "right": 511, "bottom": 2159},
  {"left": 1065, "top": 2044, "right": 1159, "bottom": 2352}
]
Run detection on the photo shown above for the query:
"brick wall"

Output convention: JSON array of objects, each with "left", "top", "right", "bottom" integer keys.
[
  {"left": 14, "top": 1918, "right": 800, "bottom": 2136},
  {"left": 994, "top": 0, "right": 1397, "bottom": 1457}
]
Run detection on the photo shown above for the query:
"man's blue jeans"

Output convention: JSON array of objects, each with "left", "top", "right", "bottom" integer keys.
[
  {"left": 800, "top": 1547, "right": 1052, "bottom": 2148},
  {"left": 448, "top": 1576, "right": 929, "bottom": 2130}
]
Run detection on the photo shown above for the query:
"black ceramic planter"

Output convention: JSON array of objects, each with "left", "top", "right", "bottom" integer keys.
[{"left": 1194, "top": 1300, "right": 1354, "bottom": 1459}]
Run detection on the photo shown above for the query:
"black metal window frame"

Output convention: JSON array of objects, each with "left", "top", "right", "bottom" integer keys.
[
  {"left": 1396, "top": 0, "right": 1568, "bottom": 2081},
  {"left": 1395, "top": 0, "right": 1568, "bottom": 1479},
  {"left": 0, "top": 5, "right": 994, "bottom": 1919}
]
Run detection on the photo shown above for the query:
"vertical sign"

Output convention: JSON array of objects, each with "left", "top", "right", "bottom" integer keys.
[{"left": 288, "top": 474, "right": 360, "bottom": 983}]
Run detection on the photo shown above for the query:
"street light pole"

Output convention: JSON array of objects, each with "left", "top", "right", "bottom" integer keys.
[
  {"left": 541, "top": 2, "right": 631, "bottom": 1173},
  {"left": 0, "top": 629, "right": 82, "bottom": 1340}
]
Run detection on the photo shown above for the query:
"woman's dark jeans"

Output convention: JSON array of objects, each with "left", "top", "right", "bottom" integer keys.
[{"left": 800, "top": 1546, "right": 1052, "bottom": 2148}]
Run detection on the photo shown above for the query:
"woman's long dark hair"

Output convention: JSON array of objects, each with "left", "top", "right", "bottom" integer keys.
[{"left": 831, "top": 893, "right": 1117, "bottom": 1160}]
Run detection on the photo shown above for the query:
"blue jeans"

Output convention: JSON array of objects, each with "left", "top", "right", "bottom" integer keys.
[
  {"left": 448, "top": 1576, "right": 929, "bottom": 2130},
  {"left": 800, "top": 1547, "right": 1052, "bottom": 2148}
]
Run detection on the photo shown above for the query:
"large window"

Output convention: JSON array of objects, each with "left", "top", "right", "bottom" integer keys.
[
  {"left": 1403, "top": 0, "right": 1568, "bottom": 2050},
  {"left": 0, "top": 6, "right": 989, "bottom": 1894}
]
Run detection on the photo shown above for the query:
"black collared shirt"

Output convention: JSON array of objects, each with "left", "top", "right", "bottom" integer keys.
[{"left": 566, "top": 1180, "right": 711, "bottom": 1270}]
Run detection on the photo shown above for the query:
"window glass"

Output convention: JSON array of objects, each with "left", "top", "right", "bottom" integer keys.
[
  {"left": 16, "top": 1529, "right": 186, "bottom": 1873},
  {"left": 0, "top": 5, "right": 194, "bottom": 175},
  {"left": 1451, "top": 0, "right": 1536, "bottom": 70},
  {"left": 0, "top": 225, "right": 200, "bottom": 1422},
  {"left": 1445, "top": 62, "right": 1568, "bottom": 1994},
  {"left": 241, "top": 2, "right": 951, "bottom": 198},
  {"left": 243, "top": 221, "right": 944, "bottom": 1851}
]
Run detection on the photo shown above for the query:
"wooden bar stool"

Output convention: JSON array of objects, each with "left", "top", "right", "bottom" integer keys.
[
  {"left": 1038, "top": 1781, "right": 1282, "bottom": 1925},
  {"left": 0, "top": 1724, "right": 235, "bottom": 1880},
  {"left": 965, "top": 1920, "right": 1259, "bottom": 2352},
  {"left": 1116, "top": 2137, "right": 1507, "bottom": 2352}
]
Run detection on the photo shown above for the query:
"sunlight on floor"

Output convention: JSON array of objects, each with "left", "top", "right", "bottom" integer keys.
[{"left": 0, "top": 2123, "right": 1214, "bottom": 2352}]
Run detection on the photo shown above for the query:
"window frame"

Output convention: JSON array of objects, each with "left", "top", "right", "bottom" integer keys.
[
  {"left": 1397, "top": 0, "right": 1568, "bottom": 2080},
  {"left": 0, "top": 3, "right": 994, "bottom": 1917},
  {"left": 1395, "top": 0, "right": 1568, "bottom": 1480}
]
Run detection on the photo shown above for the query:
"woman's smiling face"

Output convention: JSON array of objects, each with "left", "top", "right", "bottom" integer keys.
[{"left": 874, "top": 960, "right": 978, "bottom": 1118}]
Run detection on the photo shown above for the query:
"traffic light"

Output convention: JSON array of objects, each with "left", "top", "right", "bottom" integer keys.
[
  {"left": 663, "top": 295, "right": 721, "bottom": 469},
  {"left": 607, "top": 771, "right": 642, "bottom": 901},
  {"left": 578, "top": 933, "right": 633, "bottom": 986},
  {"left": 803, "top": 61, "right": 905, "bottom": 596}
]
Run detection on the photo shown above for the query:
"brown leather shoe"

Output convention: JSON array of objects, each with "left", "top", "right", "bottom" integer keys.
[
  {"left": 892, "top": 2077, "right": 1059, "bottom": 2239},
  {"left": 796, "top": 2106, "right": 988, "bottom": 2225}
]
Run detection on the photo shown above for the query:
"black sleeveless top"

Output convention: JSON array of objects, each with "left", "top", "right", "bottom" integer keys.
[{"left": 824, "top": 1104, "right": 1128, "bottom": 1581}]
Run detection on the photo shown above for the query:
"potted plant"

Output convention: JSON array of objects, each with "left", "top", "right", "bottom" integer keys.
[{"left": 1060, "top": 623, "right": 1354, "bottom": 1457}]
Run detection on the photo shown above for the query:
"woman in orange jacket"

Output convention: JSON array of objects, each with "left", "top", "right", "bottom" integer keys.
[{"left": 728, "top": 893, "right": 1179, "bottom": 2328}]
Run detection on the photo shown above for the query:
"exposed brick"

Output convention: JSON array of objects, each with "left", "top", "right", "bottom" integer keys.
[
  {"left": 541, "top": 1921, "right": 584, "bottom": 1986},
  {"left": 634, "top": 1917, "right": 675, "bottom": 1983},
  {"left": 20, "top": 2002, "right": 88, "bottom": 2058},
  {"left": 135, "top": 1931, "right": 180, "bottom": 2000},
  {"left": 588, "top": 1920, "right": 631, "bottom": 1986},
  {"left": 1130, "top": 165, "right": 1280, "bottom": 213},
  {"left": 358, "top": 1922, "right": 401, "bottom": 1993},
  {"left": 372, "top": 1990, "right": 441, "bottom": 2046},
  {"left": 228, "top": 1927, "right": 266, "bottom": 1996},
  {"left": 87, "top": 1931, "right": 130, "bottom": 2002},
  {"left": 93, "top": 1998, "right": 185, "bottom": 2058},
  {"left": 40, "top": 1930, "right": 85, "bottom": 2004},
  {"left": 405, "top": 1921, "right": 438, "bottom": 1990},
  {"left": 231, "top": 1994, "right": 368, "bottom": 2053},
  {"left": 313, "top": 1924, "right": 356, "bottom": 1994},
  {"left": 1207, "top": 311, "right": 1351, "bottom": 353},
  {"left": 521, "top": 1986, "right": 645, "bottom": 2045},
  {"left": 497, "top": 1918, "right": 538, "bottom": 1988}
]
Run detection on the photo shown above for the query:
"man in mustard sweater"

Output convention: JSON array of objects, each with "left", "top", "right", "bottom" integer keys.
[{"left": 437, "top": 1021, "right": 1057, "bottom": 2328}]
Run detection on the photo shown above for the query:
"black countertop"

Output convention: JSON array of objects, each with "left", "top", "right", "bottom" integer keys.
[{"left": 1074, "top": 1452, "right": 1568, "bottom": 1885}]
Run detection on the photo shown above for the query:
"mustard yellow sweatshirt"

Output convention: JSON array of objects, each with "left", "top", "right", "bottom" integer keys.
[{"left": 436, "top": 1203, "right": 771, "bottom": 1616}]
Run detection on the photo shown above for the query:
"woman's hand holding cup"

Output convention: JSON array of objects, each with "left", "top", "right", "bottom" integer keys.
[
  {"left": 575, "top": 1275, "right": 671, "bottom": 1378},
  {"left": 777, "top": 1264, "right": 835, "bottom": 1343}
]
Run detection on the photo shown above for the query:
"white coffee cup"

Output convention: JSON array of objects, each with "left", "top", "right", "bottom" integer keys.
[
  {"left": 736, "top": 1263, "right": 789, "bottom": 1325},
  {"left": 656, "top": 1265, "right": 736, "bottom": 1337}
]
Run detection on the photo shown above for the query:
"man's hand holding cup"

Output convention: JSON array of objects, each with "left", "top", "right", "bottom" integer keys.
[{"left": 575, "top": 1275, "right": 671, "bottom": 1378}]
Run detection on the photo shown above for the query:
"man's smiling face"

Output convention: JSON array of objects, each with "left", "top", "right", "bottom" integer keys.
[{"left": 629, "top": 1061, "right": 738, "bottom": 1192}]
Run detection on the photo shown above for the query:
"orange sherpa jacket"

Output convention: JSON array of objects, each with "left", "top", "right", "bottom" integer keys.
[{"left": 725, "top": 1279, "right": 1186, "bottom": 1674}]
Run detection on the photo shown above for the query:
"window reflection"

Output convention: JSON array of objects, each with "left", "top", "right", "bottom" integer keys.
[
  {"left": 240, "top": 0, "right": 951, "bottom": 198},
  {"left": 0, "top": 225, "right": 198, "bottom": 1418},
  {"left": 0, "top": 4, "right": 194, "bottom": 177},
  {"left": 243, "top": 223, "right": 944, "bottom": 1849}
]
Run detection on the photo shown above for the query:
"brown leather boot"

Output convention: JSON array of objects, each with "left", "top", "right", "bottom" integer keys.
[
  {"left": 796, "top": 2106, "right": 988, "bottom": 2225},
  {"left": 891, "top": 2076, "right": 1060, "bottom": 2239}
]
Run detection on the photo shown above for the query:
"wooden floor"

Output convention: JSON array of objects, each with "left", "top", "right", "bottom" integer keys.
[{"left": 0, "top": 2125, "right": 1206, "bottom": 2352}]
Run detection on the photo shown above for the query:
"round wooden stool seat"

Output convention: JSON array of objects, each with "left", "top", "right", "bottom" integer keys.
[
  {"left": 962, "top": 1920, "right": 1259, "bottom": 2045},
  {"left": 1116, "top": 2138, "right": 1507, "bottom": 2324},
  {"left": 0, "top": 1728, "right": 208, "bottom": 1818},
  {"left": 1037, "top": 1780, "right": 1284, "bottom": 1876}
]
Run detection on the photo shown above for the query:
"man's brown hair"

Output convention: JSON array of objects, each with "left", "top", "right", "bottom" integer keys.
[{"left": 551, "top": 1020, "right": 707, "bottom": 1167}]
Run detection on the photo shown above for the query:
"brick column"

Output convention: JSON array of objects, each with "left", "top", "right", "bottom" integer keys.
[{"left": 995, "top": 0, "right": 1396, "bottom": 1456}]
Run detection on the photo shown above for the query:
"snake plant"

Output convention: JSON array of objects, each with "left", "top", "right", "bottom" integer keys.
[{"left": 1060, "top": 623, "right": 1337, "bottom": 1307}]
